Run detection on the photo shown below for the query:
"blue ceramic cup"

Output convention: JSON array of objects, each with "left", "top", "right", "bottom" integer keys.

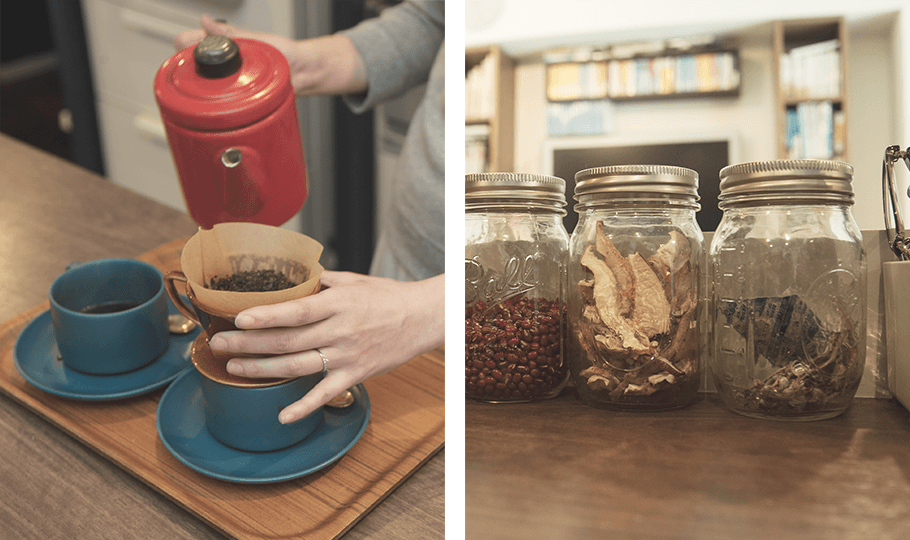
[
  {"left": 201, "top": 373, "right": 325, "bottom": 452},
  {"left": 49, "top": 258, "right": 169, "bottom": 375},
  {"left": 190, "top": 333, "right": 324, "bottom": 452}
]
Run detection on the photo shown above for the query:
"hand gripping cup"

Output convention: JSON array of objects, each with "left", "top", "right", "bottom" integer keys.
[{"left": 163, "top": 223, "right": 325, "bottom": 452}]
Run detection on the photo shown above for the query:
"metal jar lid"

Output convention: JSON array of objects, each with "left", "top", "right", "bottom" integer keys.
[
  {"left": 465, "top": 172, "right": 567, "bottom": 213},
  {"left": 718, "top": 159, "right": 854, "bottom": 208},
  {"left": 573, "top": 165, "right": 700, "bottom": 208}
]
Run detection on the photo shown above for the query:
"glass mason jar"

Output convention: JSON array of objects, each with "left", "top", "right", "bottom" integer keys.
[
  {"left": 568, "top": 165, "right": 704, "bottom": 410},
  {"left": 465, "top": 173, "right": 570, "bottom": 402},
  {"left": 710, "top": 160, "right": 866, "bottom": 421}
]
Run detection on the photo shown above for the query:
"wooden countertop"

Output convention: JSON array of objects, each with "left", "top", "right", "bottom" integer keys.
[
  {"left": 0, "top": 134, "right": 443, "bottom": 539},
  {"left": 466, "top": 389, "right": 910, "bottom": 539}
]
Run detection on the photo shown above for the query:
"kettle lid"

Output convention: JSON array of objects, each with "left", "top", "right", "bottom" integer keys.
[
  {"left": 194, "top": 35, "right": 243, "bottom": 79},
  {"left": 154, "top": 36, "right": 293, "bottom": 131}
]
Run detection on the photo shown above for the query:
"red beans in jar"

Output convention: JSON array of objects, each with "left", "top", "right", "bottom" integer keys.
[
  {"left": 465, "top": 172, "right": 570, "bottom": 403},
  {"left": 465, "top": 295, "right": 567, "bottom": 402}
]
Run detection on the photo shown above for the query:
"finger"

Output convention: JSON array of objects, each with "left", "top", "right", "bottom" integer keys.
[
  {"left": 199, "top": 14, "right": 234, "bottom": 36},
  {"left": 233, "top": 295, "right": 334, "bottom": 330},
  {"left": 230, "top": 272, "right": 365, "bottom": 330},
  {"left": 318, "top": 270, "right": 374, "bottom": 288},
  {"left": 173, "top": 15, "right": 233, "bottom": 51},
  {"left": 173, "top": 29, "right": 205, "bottom": 50},
  {"left": 211, "top": 327, "right": 313, "bottom": 355},
  {"left": 211, "top": 321, "right": 341, "bottom": 355},
  {"left": 278, "top": 375, "right": 353, "bottom": 424},
  {"left": 225, "top": 348, "right": 334, "bottom": 378}
]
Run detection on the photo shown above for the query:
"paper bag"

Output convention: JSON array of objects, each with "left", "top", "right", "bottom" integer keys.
[{"left": 884, "top": 260, "right": 910, "bottom": 409}]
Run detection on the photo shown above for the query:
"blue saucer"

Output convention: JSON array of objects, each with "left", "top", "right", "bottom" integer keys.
[
  {"left": 156, "top": 369, "right": 370, "bottom": 484},
  {"left": 13, "top": 298, "right": 200, "bottom": 401}
]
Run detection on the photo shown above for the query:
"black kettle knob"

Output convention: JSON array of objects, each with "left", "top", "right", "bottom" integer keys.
[{"left": 194, "top": 35, "right": 242, "bottom": 78}]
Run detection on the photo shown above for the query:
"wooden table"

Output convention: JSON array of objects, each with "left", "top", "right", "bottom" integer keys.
[
  {"left": 0, "top": 134, "right": 443, "bottom": 539},
  {"left": 466, "top": 389, "right": 910, "bottom": 539}
]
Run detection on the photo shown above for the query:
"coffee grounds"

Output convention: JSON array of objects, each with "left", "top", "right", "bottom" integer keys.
[{"left": 208, "top": 269, "right": 297, "bottom": 292}]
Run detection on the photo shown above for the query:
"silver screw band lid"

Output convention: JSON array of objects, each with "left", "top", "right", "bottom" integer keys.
[
  {"left": 573, "top": 164, "right": 699, "bottom": 205},
  {"left": 465, "top": 172, "right": 567, "bottom": 211},
  {"left": 718, "top": 159, "right": 854, "bottom": 207}
]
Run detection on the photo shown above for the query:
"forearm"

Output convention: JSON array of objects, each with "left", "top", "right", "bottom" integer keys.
[{"left": 339, "top": 0, "right": 444, "bottom": 111}]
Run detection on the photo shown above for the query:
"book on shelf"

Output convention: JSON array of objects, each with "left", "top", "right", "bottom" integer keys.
[
  {"left": 466, "top": 53, "right": 495, "bottom": 120},
  {"left": 465, "top": 123, "right": 490, "bottom": 174},
  {"left": 780, "top": 39, "right": 841, "bottom": 100},
  {"left": 547, "top": 63, "right": 579, "bottom": 101},
  {"left": 695, "top": 53, "right": 718, "bottom": 92},
  {"left": 675, "top": 55, "right": 698, "bottom": 93},
  {"left": 786, "top": 100, "right": 841, "bottom": 159},
  {"left": 833, "top": 109, "right": 845, "bottom": 156},
  {"left": 634, "top": 58, "right": 652, "bottom": 96},
  {"left": 546, "top": 62, "right": 608, "bottom": 101},
  {"left": 572, "top": 50, "right": 737, "bottom": 100},
  {"left": 655, "top": 56, "right": 675, "bottom": 95}
]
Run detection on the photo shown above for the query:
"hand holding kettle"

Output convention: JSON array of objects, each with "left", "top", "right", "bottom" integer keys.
[{"left": 174, "top": 15, "right": 368, "bottom": 98}]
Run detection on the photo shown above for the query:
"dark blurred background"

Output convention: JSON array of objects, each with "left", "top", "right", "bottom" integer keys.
[
  {"left": 1, "top": 1, "right": 104, "bottom": 175},
  {"left": 1, "top": 2, "right": 72, "bottom": 161}
]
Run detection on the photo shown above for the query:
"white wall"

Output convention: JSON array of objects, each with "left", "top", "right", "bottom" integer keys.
[
  {"left": 466, "top": 0, "right": 908, "bottom": 57},
  {"left": 848, "top": 16, "right": 899, "bottom": 230}
]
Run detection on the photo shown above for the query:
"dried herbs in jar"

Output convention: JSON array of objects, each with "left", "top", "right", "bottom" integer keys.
[
  {"left": 568, "top": 165, "right": 704, "bottom": 410},
  {"left": 710, "top": 160, "right": 866, "bottom": 420}
]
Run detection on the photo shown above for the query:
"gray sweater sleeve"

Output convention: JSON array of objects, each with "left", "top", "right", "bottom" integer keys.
[{"left": 339, "top": 0, "right": 445, "bottom": 112}]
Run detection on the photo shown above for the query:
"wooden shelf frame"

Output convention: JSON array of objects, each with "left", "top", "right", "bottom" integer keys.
[
  {"left": 773, "top": 17, "right": 850, "bottom": 162},
  {"left": 465, "top": 45, "right": 515, "bottom": 172}
]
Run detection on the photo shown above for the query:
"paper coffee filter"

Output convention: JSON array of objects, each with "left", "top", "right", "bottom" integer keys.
[{"left": 181, "top": 222, "right": 324, "bottom": 312}]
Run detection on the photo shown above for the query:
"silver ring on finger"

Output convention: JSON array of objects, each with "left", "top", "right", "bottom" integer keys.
[{"left": 316, "top": 348, "right": 329, "bottom": 374}]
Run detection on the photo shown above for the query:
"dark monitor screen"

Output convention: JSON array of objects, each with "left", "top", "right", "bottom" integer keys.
[{"left": 552, "top": 140, "right": 729, "bottom": 232}]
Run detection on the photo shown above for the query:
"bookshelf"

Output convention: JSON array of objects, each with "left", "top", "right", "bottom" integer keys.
[
  {"left": 543, "top": 47, "right": 740, "bottom": 137},
  {"left": 545, "top": 49, "right": 741, "bottom": 102},
  {"left": 465, "top": 46, "right": 515, "bottom": 173},
  {"left": 773, "top": 17, "right": 849, "bottom": 162}
]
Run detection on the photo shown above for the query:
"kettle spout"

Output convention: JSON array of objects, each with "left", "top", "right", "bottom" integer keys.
[{"left": 214, "top": 147, "right": 265, "bottom": 218}]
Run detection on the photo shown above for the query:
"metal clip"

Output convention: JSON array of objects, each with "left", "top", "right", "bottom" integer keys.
[{"left": 883, "top": 144, "right": 910, "bottom": 260}]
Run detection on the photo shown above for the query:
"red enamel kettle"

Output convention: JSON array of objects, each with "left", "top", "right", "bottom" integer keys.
[{"left": 154, "top": 35, "right": 307, "bottom": 228}]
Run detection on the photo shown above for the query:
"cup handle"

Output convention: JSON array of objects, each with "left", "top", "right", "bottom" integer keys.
[{"left": 164, "top": 270, "right": 200, "bottom": 325}]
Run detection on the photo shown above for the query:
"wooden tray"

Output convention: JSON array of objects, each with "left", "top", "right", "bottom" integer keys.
[{"left": 0, "top": 238, "right": 445, "bottom": 540}]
